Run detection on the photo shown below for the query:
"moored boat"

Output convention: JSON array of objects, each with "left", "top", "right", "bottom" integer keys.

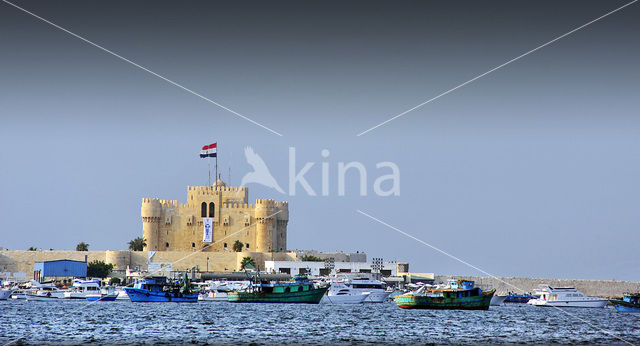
[
  {"left": 490, "top": 295, "right": 507, "bottom": 306},
  {"left": 320, "top": 282, "right": 369, "bottom": 304},
  {"left": 0, "top": 279, "right": 12, "bottom": 300},
  {"left": 63, "top": 279, "right": 101, "bottom": 299},
  {"left": 124, "top": 276, "right": 198, "bottom": 302},
  {"left": 504, "top": 294, "right": 538, "bottom": 303},
  {"left": 343, "top": 277, "right": 391, "bottom": 303},
  {"left": 610, "top": 294, "right": 640, "bottom": 312},
  {"left": 0, "top": 289, "right": 13, "bottom": 300},
  {"left": 86, "top": 286, "right": 118, "bottom": 302},
  {"left": 527, "top": 286, "right": 607, "bottom": 308},
  {"left": 395, "top": 280, "right": 494, "bottom": 310},
  {"left": 228, "top": 275, "right": 328, "bottom": 304},
  {"left": 197, "top": 281, "right": 241, "bottom": 302}
]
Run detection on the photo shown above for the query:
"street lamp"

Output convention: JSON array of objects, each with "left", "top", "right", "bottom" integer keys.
[{"left": 206, "top": 256, "right": 209, "bottom": 272}]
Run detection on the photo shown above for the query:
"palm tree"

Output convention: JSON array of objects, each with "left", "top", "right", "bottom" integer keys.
[
  {"left": 128, "top": 237, "right": 147, "bottom": 251},
  {"left": 240, "top": 256, "right": 256, "bottom": 270},
  {"left": 232, "top": 240, "right": 244, "bottom": 252},
  {"left": 76, "top": 242, "right": 89, "bottom": 251}
]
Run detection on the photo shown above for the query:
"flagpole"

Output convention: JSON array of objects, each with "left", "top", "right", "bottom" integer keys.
[
  {"left": 208, "top": 157, "right": 211, "bottom": 186},
  {"left": 215, "top": 143, "right": 219, "bottom": 184}
]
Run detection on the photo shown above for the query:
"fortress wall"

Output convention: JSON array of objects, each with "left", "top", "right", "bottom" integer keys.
[
  {"left": 149, "top": 251, "right": 238, "bottom": 272},
  {"left": 436, "top": 275, "right": 640, "bottom": 298},
  {"left": 0, "top": 250, "right": 298, "bottom": 278},
  {"left": 0, "top": 250, "right": 108, "bottom": 277}
]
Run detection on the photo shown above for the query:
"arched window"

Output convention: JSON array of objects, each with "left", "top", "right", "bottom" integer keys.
[
  {"left": 201, "top": 202, "right": 207, "bottom": 217},
  {"left": 209, "top": 202, "right": 215, "bottom": 218}
]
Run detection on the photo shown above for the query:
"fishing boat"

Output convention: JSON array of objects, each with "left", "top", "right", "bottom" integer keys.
[
  {"left": 395, "top": 280, "right": 494, "bottom": 310},
  {"left": 527, "top": 286, "right": 607, "bottom": 308},
  {"left": 86, "top": 286, "right": 118, "bottom": 302},
  {"left": 320, "top": 282, "right": 369, "bottom": 304},
  {"left": 504, "top": 294, "right": 538, "bottom": 303},
  {"left": 610, "top": 294, "right": 640, "bottom": 312},
  {"left": 228, "top": 275, "right": 328, "bottom": 304},
  {"left": 124, "top": 276, "right": 198, "bottom": 302}
]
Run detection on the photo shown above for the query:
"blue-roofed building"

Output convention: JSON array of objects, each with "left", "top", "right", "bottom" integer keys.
[{"left": 33, "top": 260, "right": 87, "bottom": 280}]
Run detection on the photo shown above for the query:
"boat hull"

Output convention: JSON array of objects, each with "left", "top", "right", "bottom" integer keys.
[
  {"left": 504, "top": 295, "right": 537, "bottom": 303},
  {"left": 395, "top": 292, "right": 494, "bottom": 310},
  {"left": 0, "top": 290, "right": 12, "bottom": 300},
  {"left": 321, "top": 293, "right": 368, "bottom": 304},
  {"left": 124, "top": 288, "right": 198, "bottom": 302},
  {"left": 528, "top": 299, "right": 608, "bottom": 308},
  {"left": 610, "top": 300, "right": 640, "bottom": 312},
  {"left": 228, "top": 286, "right": 328, "bottom": 304},
  {"left": 86, "top": 294, "right": 117, "bottom": 302},
  {"left": 363, "top": 290, "right": 392, "bottom": 303},
  {"left": 490, "top": 295, "right": 507, "bottom": 306},
  {"left": 26, "top": 294, "right": 61, "bottom": 301},
  {"left": 198, "top": 292, "right": 229, "bottom": 302}
]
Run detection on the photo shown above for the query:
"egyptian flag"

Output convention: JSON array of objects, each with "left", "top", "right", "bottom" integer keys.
[{"left": 200, "top": 143, "right": 217, "bottom": 158}]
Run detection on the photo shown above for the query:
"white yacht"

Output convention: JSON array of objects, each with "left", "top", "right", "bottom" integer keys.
[
  {"left": 341, "top": 276, "right": 391, "bottom": 303},
  {"left": 198, "top": 281, "right": 246, "bottom": 302},
  {"left": 321, "top": 282, "right": 369, "bottom": 304},
  {"left": 527, "top": 286, "right": 608, "bottom": 308},
  {"left": 0, "top": 289, "right": 12, "bottom": 300},
  {"left": 26, "top": 284, "right": 69, "bottom": 301},
  {"left": 10, "top": 280, "right": 52, "bottom": 300},
  {"left": 63, "top": 279, "right": 101, "bottom": 299}
]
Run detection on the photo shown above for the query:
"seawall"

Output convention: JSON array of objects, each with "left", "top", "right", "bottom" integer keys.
[{"left": 437, "top": 275, "right": 640, "bottom": 298}]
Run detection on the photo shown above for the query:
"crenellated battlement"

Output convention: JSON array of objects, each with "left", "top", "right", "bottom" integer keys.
[
  {"left": 188, "top": 185, "right": 248, "bottom": 192},
  {"left": 222, "top": 203, "right": 254, "bottom": 209}
]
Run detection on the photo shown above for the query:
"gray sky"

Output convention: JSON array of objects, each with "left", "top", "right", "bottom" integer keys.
[{"left": 1, "top": 0, "right": 638, "bottom": 280}]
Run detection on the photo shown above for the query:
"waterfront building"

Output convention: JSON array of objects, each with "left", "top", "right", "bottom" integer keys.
[{"left": 264, "top": 260, "right": 405, "bottom": 277}]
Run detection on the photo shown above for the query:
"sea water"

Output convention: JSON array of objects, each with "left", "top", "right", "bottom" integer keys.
[{"left": 1, "top": 300, "right": 638, "bottom": 344}]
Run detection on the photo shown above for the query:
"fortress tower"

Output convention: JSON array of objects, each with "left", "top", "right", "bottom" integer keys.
[{"left": 140, "top": 180, "right": 289, "bottom": 252}]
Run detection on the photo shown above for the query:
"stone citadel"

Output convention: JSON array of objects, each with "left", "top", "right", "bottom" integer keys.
[{"left": 142, "top": 180, "right": 288, "bottom": 253}]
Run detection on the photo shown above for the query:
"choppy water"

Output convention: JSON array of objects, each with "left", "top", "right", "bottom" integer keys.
[{"left": 1, "top": 300, "right": 639, "bottom": 345}]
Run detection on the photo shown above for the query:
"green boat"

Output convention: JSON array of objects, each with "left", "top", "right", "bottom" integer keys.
[
  {"left": 396, "top": 280, "right": 494, "bottom": 310},
  {"left": 228, "top": 275, "right": 328, "bottom": 304}
]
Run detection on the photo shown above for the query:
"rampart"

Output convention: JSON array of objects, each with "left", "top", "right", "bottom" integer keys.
[
  {"left": 0, "top": 250, "right": 296, "bottom": 279},
  {"left": 436, "top": 275, "right": 640, "bottom": 298}
]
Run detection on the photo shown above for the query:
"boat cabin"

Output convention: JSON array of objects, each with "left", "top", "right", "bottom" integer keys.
[{"left": 623, "top": 294, "right": 640, "bottom": 305}]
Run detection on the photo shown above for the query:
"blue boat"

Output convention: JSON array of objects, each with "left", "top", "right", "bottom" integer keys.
[
  {"left": 504, "top": 294, "right": 538, "bottom": 303},
  {"left": 86, "top": 286, "right": 118, "bottom": 301},
  {"left": 611, "top": 294, "right": 640, "bottom": 312},
  {"left": 124, "top": 277, "right": 198, "bottom": 302}
]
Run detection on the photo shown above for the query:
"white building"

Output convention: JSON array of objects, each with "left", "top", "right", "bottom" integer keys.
[{"left": 264, "top": 260, "right": 403, "bottom": 277}]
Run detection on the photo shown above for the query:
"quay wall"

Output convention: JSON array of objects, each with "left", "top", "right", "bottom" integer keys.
[
  {"left": 436, "top": 275, "right": 640, "bottom": 298},
  {"left": 0, "top": 250, "right": 297, "bottom": 279}
]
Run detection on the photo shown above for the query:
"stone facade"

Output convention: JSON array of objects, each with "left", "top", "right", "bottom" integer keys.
[{"left": 142, "top": 180, "right": 288, "bottom": 253}]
